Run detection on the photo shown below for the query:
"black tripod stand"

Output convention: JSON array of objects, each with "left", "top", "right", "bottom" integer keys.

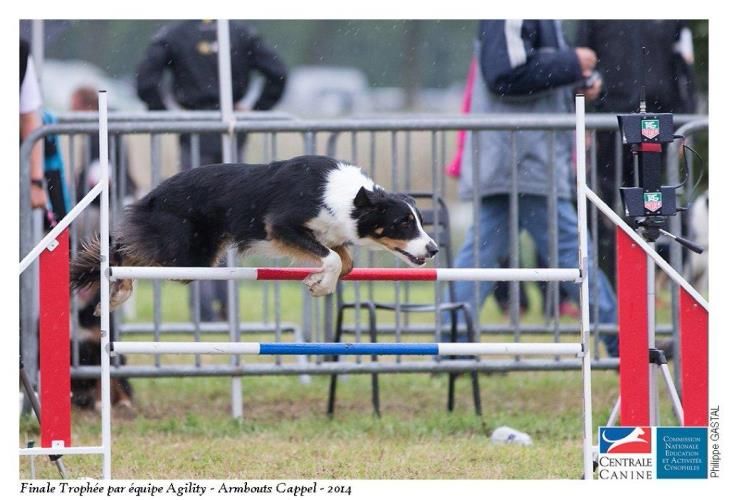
[{"left": 19, "top": 357, "right": 66, "bottom": 479}]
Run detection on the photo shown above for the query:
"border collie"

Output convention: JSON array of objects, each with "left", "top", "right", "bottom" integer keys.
[{"left": 71, "top": 155, "right": 438, "bottom": 309}]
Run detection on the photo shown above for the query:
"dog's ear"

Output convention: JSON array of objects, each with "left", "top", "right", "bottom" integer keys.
[{"left": 354, "top": 187, "right": 375, "bottom": 208}]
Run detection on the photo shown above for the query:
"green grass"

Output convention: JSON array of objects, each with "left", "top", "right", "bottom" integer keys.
[
  {"left": 19, "top": 277, "right": 678, "bottom": 479},
  {"left": 19, "top": 368, "right": 681, "bottom": 479}
]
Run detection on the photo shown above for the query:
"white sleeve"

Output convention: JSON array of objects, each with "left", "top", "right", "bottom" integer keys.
[
  {"left": 20, "top": 56, "right": 43, "bottom": 114},
  {"left": 674, "top": 27, "right": 695, "bottom": 65}
]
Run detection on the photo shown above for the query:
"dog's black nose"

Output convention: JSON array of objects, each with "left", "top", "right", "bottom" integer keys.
[{"left": 426, "top": 242, "right": 439, "bottom": 257}]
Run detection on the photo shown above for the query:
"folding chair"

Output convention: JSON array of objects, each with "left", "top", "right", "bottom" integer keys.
[{"left": 327, "top": 193, "right": 482, "bottom": 417}]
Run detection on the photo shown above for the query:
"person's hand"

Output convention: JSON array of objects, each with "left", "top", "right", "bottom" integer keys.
[
  {"left": 31, "top": 184, "right": 47, "bottom": 209},
  {"left": 581, "top": 75, "right": 603, "bottom": 102},
  {"left": 575, "top": 47, "right": 597, "bottom": 77}
]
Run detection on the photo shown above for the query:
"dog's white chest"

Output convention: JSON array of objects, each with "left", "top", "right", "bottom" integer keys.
[
  {"left": 304, "top": 164, "right": 373, "bottom": 247},
  {"left": 306, "top": 210, "right": 354, "bottom": 247}
]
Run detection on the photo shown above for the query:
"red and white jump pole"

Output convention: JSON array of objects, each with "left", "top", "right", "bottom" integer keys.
[{"left": 110, "top": 266, "right": 580, "bottom": 283}]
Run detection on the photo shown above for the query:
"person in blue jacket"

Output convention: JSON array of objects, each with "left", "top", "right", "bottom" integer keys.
[
  {"left": 450, "top": 20, "right": 619, "bottom": 357},
  {"left": 36, "top": 111, "right": 71, "bottom": 230}
]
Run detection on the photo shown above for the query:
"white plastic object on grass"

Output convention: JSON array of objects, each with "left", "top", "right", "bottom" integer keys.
[{"left": 491, "top": 426, "right": 533, "bottom": 445}]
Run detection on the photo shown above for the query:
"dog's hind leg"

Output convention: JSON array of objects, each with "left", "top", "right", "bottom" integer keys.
[
  {"left": 111, "top": 279, "right": 134, "bottom": 310},
  {"left": 268, "top": 224, "right": 341, "bottom": 297},
  {"left": 94, "top": 278, "right": 134, "bottom": 316}
]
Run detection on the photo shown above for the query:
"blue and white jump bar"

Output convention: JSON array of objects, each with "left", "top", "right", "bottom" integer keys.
[{"left": 111, "top": 341, "right": 584, "bottom": 357}]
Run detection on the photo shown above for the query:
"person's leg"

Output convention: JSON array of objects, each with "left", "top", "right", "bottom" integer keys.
[
  {"left": 561, "top": 198, "right": 618, "bottom": 356},
  {"left": 203, "top": 140, "right": 231, "bottom": 320},
  {"left": 493, "top": 256, "right": 530, "bottom": 316},
  {"left": 523, "top": 196, "right": 619, "bottom": 357},
  {"left": 178, "top": 135, "right": 193, "bottom": 171},
  {"left": 444, "top": 195, "right": 510, "bottom": 339},
  {"left": 595, "top": 130, "right": 618, "bottom": 287}
]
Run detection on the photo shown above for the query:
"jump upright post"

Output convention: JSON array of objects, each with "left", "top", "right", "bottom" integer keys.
[
  {"left": 97, "top": 90, "right": 113, "bottom": 480},
  {"left": 17, "top": 92, "right": 112, "bottom": 473}
]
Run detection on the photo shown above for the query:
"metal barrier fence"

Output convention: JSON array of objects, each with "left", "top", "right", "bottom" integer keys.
[{"left": 19, "top": 113, "right": 708, "bottom": 393}]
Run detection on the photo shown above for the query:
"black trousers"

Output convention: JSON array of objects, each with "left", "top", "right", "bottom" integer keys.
[{"left": 178, "top": 133, "right": 247, "bottom": 321}]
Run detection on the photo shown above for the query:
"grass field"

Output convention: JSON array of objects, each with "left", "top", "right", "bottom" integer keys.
[{"left": 19, "top": 280, "right": 679, "bottom": 480}]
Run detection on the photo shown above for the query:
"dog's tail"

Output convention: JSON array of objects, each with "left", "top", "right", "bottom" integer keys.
[{"left": 70, "top": 235, "right": 103, "bottom": 292}]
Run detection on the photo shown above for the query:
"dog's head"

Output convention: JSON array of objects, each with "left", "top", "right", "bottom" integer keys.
[{"left": 352, "top": 187, "right": 438, "bottom": 266}]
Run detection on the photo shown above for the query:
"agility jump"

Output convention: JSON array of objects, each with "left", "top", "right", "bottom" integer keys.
[{"left": 18, "top": 91, "right": 595, "bottom": 480}]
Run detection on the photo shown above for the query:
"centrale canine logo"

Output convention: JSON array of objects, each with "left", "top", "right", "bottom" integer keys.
[{"left": 600, "top": 427, "right": 652, "bottom": 454}]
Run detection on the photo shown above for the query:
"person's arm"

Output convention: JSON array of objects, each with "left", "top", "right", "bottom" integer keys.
[
  {"left": 136, "top": 30, "right": 172, "bottom": 111},
  {"left": 19, "top": 55, "right": 46, "bottom": 208},
  {"left": 479, "top": 20, "right": 585, "bottom": 96},
  {"left": 246, "top": 30, "right": 287, "bottom": 111},
  {"left": 20, "top": 110, "right": 46, "bottom": 208},
  {"left": 674, "top": 21, "right": 697, "bottom": 113}
]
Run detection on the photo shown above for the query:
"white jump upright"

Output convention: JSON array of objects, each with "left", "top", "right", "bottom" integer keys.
[
  {"left": 98, "top": 90, "right": 113, "bottom": 480},
  {"left": 574, "top": 94, "right": 594, "bottom": 477},
  {"left": 96, "top": 94, "right": 596, "bottom": 480}
]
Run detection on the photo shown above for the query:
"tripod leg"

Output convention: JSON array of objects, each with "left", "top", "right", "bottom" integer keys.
[
  {"left": 19, "top": 364, "right": 67, "bottom": 479},
  {"left": 19, "top": 365, "right": 41, "bottom": 420},
  {"left": 27, "top": 441, "right": 36, "bottom": 479},
  {"left": 54, "top": 458, "right": 67, "bottom": 479},
  {"left": 659, "top": 364, "right": 685, "bottom": 425}
]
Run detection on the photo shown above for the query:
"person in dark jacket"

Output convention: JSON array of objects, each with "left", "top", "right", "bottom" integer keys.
[
  {"left": 575, "top": 20, "right": 697, "bottom": 287},
  {"left": 136, "top": 20, "right": 287, "bottom": 166},
  {"left": 136, "top": 20, "right": 287, "bottom": 322},
  {"left": 448, "top": 20, "right": 619, "bottom": 357}
]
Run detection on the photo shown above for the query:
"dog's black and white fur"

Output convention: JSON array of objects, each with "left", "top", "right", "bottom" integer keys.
[{"left": 71, "top": 155, "right": 438, "bottom": 308}]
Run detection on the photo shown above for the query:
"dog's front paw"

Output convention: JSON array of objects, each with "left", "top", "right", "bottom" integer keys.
[{"left": 303, "top": 272, "right": 337, "bottom": 297}]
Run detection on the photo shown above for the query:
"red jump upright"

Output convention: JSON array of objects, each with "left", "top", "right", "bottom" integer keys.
[
  {"left": 616, "top": 225, "right": 709, "bottom": 427},
  {"left": 39, "top": 228, "right": 71, "bottom": 448},
  {"left": 616, "top": 226, "right": 650, "bottom": 426},
  {"left": 680, "top": 288, "right": 709, "bottom": 426}
]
